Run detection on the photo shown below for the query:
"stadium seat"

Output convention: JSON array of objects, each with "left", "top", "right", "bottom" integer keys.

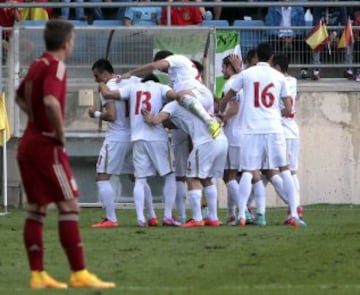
[
  {"left": 92, "top": 20, "right": 122, "bottom": 26},
  {"left": 19, "top": 20, "right": 47, "bottom": 26},
  {"left": 69, "top": 20, "right": 89, "bottom": 26},
  {"left": 202, "top": 20, "right": 229, "bottom": 27},
  {"left": 232, "top": 19, "right": 265, "bottom": 56}
]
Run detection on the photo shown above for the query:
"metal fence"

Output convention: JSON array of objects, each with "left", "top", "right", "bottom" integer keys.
[
  {"left": 2, "top": 25, "right": 214, "bottom": 137},
  {"left": 2, "top": 22, "right": 360, "bottom": 137}
]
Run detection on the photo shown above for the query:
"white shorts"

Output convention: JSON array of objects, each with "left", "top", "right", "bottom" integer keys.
[
  {"left": 286, "top": 138, "right": 299, "bottom": 171},
  {"left": 224, "top": 146, "right": 241, "bottom": 171},
  {"left": 96, "top": 140, "right": 134, "bottom": 175},
  {"left": 133, "top": 140, "right": 174, "bottom": 178},
  {"left": 240, "top": 133, "right": 287, "bottom": 170},
  {"left": 187, "top": 138, "right": 228, "bottom": 179}
]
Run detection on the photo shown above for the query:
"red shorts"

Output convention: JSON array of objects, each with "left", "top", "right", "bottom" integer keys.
[{"left": 17, "top": 131, "right": 79, "bottom": 206}]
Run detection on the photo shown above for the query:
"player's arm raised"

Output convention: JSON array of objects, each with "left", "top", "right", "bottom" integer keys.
[
  {"left": 98, "top": 82, "right": 120, "bottom": 100},
  {"left": 121, "top": 59, "right": 169, "bottom": 80}
]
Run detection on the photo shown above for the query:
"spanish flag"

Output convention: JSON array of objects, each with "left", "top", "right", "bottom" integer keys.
[
  {"left": 338, "top": 18, "right": 354, "bottom": 49},
  {"left": 305, "top": 19, "right": 329, "bottom": 51},
  {"left": 0, "top": 92, "right": 11, "bottom": 146}
]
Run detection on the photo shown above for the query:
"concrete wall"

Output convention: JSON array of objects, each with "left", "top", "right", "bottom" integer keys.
[{"left": 2, "top": 79, "right": 360, "bottom": 208}]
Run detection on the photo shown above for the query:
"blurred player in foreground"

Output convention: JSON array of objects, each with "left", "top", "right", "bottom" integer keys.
[{"left": 15, "top": 19, "right": 115, "bottom": 289}]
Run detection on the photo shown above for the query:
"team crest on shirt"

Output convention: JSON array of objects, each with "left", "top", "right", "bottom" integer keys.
[{"left": 182, "top": 11, "right": 191, "bottom": 21}]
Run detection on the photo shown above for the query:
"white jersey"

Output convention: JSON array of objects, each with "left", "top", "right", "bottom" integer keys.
[
  {"left": 280, "top": 75, "right": 299, "bottom": 139},
  {"left": 230, "top": 62, "right": 290, "bottom": 134},
  {"left": 162, "top": 101, "right": 226, "bottom": 147},
  {"left": 101, "top": 76, "right": 140, "bottom": 141},
  {"left": 165, "top": 54, "right": 203, "bottom": 92},
  {"left": 118, "top": 81, "right": 171, "bottom": 142},
  {"left": 223, "top": 75, "right": 242, "bottom": 147}
]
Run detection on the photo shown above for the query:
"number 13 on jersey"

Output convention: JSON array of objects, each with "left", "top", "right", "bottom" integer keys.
[{"left": 135, "top": 90, "right": 152, "bottom": 114}]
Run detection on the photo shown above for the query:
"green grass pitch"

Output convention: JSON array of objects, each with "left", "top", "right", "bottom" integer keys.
[{"left": 0, "top": 204, "right": 359, "bottom": 295}]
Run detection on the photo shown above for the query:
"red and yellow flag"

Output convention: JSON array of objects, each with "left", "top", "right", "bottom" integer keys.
[
  {"left": 338, "top": 18, "right": 354, "bottom": 49},
  {"left": 305, "top": 19, "right": 329, "bottom": 51},
  {"left": 0, "top": 92, "right": 11, "bottom": 146}
]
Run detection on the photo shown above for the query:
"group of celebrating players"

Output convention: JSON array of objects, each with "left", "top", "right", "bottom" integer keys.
[{"left": 90, "top": 42, "right": 305, "bottom": 229}]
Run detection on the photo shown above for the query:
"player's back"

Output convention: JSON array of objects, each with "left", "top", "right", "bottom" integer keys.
[
  {"left": 237, "top": 62, "right": 288, "bottom": 134},
  {"left": 102, "top": 77, "right": 140, "bottom": 141},
  {"left": 120, "top": 80, "right": 170, "bottom": 142},
  {"left": 165, "top": 54, "right": 202, "bottom": 91}
]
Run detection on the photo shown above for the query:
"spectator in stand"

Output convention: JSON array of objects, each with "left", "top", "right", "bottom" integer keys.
[
  {"left": 221, "top": 0, "right": 267, "bottom": 23},
  {"left": 0, "top": 0, "right": 22, "bottom": 64},
  {"left": 123, "top": 0, "right": 161, "bottom": 26},
  {"left": 20, "top": 0, "right": 52, "bottom": 21},
  {"left": 111, "top": 0, "right": 133, "bottom": 21},
  {"left": 195, "top": 0, "right": 223, "bottom": 20},
  {"left": 265, "top": 1, "right": 305, "bottom": 62},
  {"left": 160, "top": 0, "right": 203, "bottom": 26},
  {"left": 308, "top": 3, "right": 348, "bottom": 80},
  {"left": 60, "top": 0, "right": 87, "bottom": 20},
  {"left": 87, "top": 0, "right": 105, "bottom": 20}
]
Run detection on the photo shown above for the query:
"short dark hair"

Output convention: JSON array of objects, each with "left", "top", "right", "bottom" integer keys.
[
  {"left": 191, "top": 59, "right": 203, "bottom": 74},
  {"left": 141, "top": 73, "right": 160, "bottom": 83},
  {"left": 153, "top": 50, "right": 173, "bottom": 61},
  {"left": 222, "top": 55, "right": 236, "bottom": 72},
  {"left": 256, "top": 42, "right": 273, "bottom": 62},
  {"left": 91, "top": 58, "right": 114, "bottom": 74},
  {"left": 245, "top": 48, "right": 257, "bottom": 64},
  {"left": 44, "top": 19, "right": 74, "bottom": 51},
  {"left": 272, "top": 54, "right": 289, "bottom": 73}
]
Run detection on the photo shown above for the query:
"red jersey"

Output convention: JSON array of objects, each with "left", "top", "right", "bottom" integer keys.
[
  {"left": 17, "top": 52, "right": 67, "bottom": 135},
  {"left": 160, "top": 1, "right": 202, "bottom": 26},
  {"left": 17, "top": 52, "right": 79, "bottom": 205}
]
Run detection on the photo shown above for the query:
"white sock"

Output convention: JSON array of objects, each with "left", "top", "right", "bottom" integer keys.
[
  {"left": 97, "top": 180, "right": 117, "bottom": 222},
  {"left": 203, "top": 184, "right": 218, "bottom": 221},
  {"left": 226, "top": 180, "right": 238, "bottom": 217},
  {"left": 292, "top": 174, "right": 301, "bottom": 206},
  {"left": 237, "top": 172, "right": 253, "bottom": 219},
  {"left": 175, "top": 181, "right": 187, "bottom": 219},
  {"left": 133, "top": 178, "right": 147, "bottom": 223},
  {"left": 162, "top": 173, "right": 176, "bottom": 220},
  {"left": 188, "top": 189, "right": 202, "bottom": 221},
  {"left": 180, "top": 94, "right": 213, "bottom": 124},
  {"left": 271, "top": 174, "right": 288, "bottom": 204},
  {"left": 144, "top": 182, "right": 156, "bottom": 219},
  {"left": 253, "top": 180, "right": 266, "bottom": 215},
  {"left": 281, "top": 170, "right": 298, "bottom": 218}
]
